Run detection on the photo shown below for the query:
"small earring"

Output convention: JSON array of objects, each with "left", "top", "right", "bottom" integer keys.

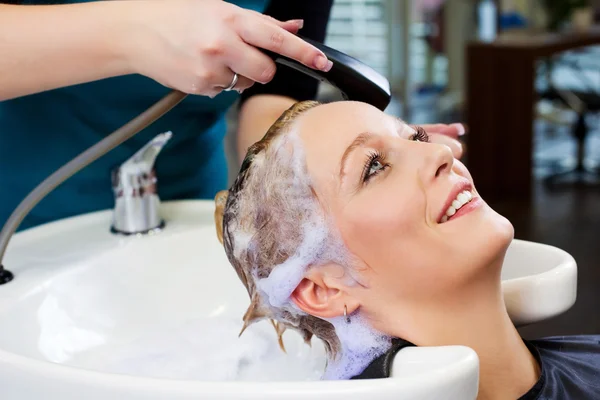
[{"left": 344, "top": 304, "right": 351, "bottom": 324}]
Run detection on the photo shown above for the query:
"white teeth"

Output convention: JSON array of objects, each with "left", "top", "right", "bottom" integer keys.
[{"left": 442, "top": 190, "right": 473, "bottom": 221}]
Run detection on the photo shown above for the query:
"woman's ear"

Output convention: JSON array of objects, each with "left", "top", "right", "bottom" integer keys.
[
  {"left": 214, "top": 190, "right": 228, "bottom": 244},
  {"left": 290, "top": 264, "right": 359, "bottom": 319}
]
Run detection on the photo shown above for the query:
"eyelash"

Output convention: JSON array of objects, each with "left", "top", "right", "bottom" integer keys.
[
  {"left": 362, "top": 151, "right": 388, "bottom": 183},
  {"left": 410, "top": 126, "right": 430, "bottom": 142},
  {"left": 360, "top": 126, "right": 429, "bottom": 184}
]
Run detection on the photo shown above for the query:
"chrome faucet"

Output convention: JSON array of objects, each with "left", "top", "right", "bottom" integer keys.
[{"left": 111, "top": 132, "right": 173, "bottom": 235}]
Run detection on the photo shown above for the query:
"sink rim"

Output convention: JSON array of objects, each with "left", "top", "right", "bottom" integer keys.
[{"left": 0, "top": 341, "right": 477, "bottom": 391}]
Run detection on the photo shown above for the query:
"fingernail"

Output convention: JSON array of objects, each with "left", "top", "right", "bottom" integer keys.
[
  {"left": 450, "top": 123, "right": 466, "bottom": 136},
  {"left": 314, "top": 54, "right": 333, "bottom": 71},
  {"left": 289, "top": 19, "right": 304, "bottom": 29}
]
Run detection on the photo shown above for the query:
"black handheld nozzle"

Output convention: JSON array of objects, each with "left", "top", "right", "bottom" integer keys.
[{"left": 265, "top": 36, "right": 392, "bottom": 111}]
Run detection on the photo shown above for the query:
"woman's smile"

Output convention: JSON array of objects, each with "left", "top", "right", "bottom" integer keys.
[{"left": 437, "top": 181, "right": 482, "bottom": 224}]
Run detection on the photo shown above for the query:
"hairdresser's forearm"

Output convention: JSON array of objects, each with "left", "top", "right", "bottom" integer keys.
[
  {"left": 0, "top": 2, "right": 135, "bottom": 101},
  {"left": 237, "top": 94, "right": 296, "bottom": 162}
]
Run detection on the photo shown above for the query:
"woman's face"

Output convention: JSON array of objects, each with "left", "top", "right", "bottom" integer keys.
[{"left": 294, "top": 101, "right": 514, "bottom": 335}]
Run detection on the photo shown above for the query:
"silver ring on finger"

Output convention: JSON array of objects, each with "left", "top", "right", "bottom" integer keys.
[{"left": 223, "top": 72, "right": 239, "bottom": 91}]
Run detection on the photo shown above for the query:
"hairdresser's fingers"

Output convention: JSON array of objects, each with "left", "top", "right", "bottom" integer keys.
[
  {"left": 246, "top": 10, "right": 304, "bottom": 34},
  {"left": 235, "top": 15, "right": 332, "bottom": 72},
  {"left": 422, "top": 123, "right": 466, "bottom": 139},
  {"left": 214, "top": 72, "right": 254, "bottom": 94},
  {"left": 271, "top": 18, "right": 303, "bottom": 34},
  {"left": 218, "top": 72, "right": 255, "bottom": 94},
  {"left": 203, "top": 65, "right": 254, "bottom": 97},
  {"left": 231, "top": 75, "right": 255, "bottom": 93},
  {"left": 226, "top": 40, "right": 279, "bottom": 84},
  {"left": 429, "top": 133, "right": 463, "bottom": 159}
]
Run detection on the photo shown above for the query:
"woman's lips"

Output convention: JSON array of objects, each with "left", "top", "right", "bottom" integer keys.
[
  {"left": 437, "top": 181, "right": 474, "bottom": 223},
  {"left": 443, "top": 196, "right": 482, "bottom": 222}
]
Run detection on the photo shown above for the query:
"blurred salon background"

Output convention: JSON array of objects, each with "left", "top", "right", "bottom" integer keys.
[{"left": 227, "top": 0, "right": 600, "bottom": 339}]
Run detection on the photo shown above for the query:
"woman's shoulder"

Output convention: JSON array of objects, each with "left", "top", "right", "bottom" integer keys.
[
  {"left": 528, "top": 334, "right": 600, "bottom": 352},
  {"left": 527, "top": 334, "right": 600, "bottom": 372},
  {"left": 521, "top": 335, "right": 600, "bottom": 400}
]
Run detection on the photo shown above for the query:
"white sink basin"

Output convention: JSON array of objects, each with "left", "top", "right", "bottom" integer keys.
[{"left": 0, "top": 200, "right": 577, "bottom": 399}]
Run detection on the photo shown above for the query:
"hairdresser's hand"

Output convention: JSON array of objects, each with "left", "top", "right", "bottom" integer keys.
[
  {"left": 126, "top": 0, "right": 332, "bottom": 97},
  {"left": 422, "top": 123, "right": 466, "bottom": 159}
]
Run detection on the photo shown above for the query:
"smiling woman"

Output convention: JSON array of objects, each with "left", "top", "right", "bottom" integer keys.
[{"left": 214, "top": 101, "right": 600, "bottom": 400}]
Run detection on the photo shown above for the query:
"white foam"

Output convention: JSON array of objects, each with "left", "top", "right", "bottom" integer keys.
[
  {"left": 256, "top": 215, "right": 329, "bottom": 308},
  {"left": 232, "top": 231, "right": 253, "bottom": 259},
  {"left": 323, "top": 315, "right": 392, "bottom": 380}
]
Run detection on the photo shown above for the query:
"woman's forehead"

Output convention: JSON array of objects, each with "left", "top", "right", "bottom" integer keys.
[{"left": 293, "top": 102, "right": 410, "bottom": 174}]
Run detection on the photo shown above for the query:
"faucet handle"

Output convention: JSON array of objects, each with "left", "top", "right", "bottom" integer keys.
[
  {"left": 111, "top": 132, "right": 173, "bottom": 235},
  {"left": 118, "top": 131, "right": 173, "bottom": 174}
]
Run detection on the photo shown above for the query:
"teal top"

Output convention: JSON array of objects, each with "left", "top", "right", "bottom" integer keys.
[{"left": 0, "top": 0, "right": 268, "bottom": 231}]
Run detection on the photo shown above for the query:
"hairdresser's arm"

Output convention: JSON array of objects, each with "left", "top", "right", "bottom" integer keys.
[
  {"left": 0, "top": 2, "right": 133, "bottom": 101},
  {"left": 0, "top": 1, "right": 330, "bottom": 101}
]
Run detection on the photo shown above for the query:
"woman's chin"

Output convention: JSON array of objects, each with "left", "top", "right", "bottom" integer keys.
[
  {"left": 476, "top": 208, "right": 515, "bottom": 263},
  {"left": 452, "top": 204, "right": 514, "bottom": 268},
  {"left": 486, "top": 203, "right": 515, "bottom": 240}
]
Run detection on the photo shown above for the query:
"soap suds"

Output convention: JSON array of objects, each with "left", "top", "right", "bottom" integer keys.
[
  {"left": 232, "top": 231, "right": 253, "bottom": 259},
  {"left": 323, "top": 314, "right": 392, "bottom": 380},
  {"left": 256, "top": 213, "right": 329, "bottom": 308}
]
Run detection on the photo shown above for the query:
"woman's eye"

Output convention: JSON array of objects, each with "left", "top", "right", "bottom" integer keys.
[
  {"left": 362, "top": 154, "right": 387, "bottom": 183},
  {"left": 369, "top": 160, "right": 384, "bottom": 176}
]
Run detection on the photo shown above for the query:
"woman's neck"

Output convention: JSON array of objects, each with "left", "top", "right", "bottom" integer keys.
[
  {"left": 387, "top": 271, "right": 541, "bottom": 399},
  {"left": 441, "top": 299, "right": 541, "bottom": 400}
]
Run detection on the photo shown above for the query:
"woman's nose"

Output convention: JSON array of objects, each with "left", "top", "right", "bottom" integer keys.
[{"left": 417, "top": 142, "right": 454, "bottom": 183}]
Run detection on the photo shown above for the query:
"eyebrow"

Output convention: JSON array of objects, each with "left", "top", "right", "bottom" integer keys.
[{"left": 339, "top": 132, "right": 373, "bottom": 181}]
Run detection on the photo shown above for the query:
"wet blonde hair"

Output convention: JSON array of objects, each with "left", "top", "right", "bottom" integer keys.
[{"left": 214, "top": 100, "right": 343, "bottom": 358}]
